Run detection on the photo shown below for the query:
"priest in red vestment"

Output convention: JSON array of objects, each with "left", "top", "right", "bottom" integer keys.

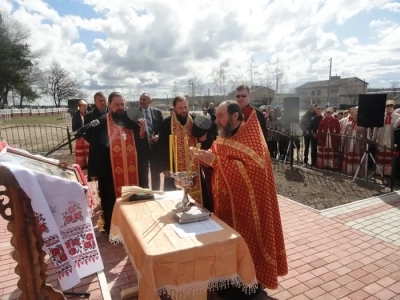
[
  {"left": 157, "top": 96, "right": 214, "bottom": 207},
  {"left": 192, "top": 101, "right": 287, "bottom": 298},
  {"left": 316, "top": 107, "right": 341, "bottom": 169},
  {"left": 84, "top": 92, "right": 146, "bottom": 234}
]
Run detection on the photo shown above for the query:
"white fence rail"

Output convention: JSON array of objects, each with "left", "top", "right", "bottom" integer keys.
[{"left": 0, "top": 108, "right": 68, "bottom": 124}]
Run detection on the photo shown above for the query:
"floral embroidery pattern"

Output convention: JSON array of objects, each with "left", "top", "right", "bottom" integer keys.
[
  {"left": 62, "top": 201, "right": 84, "bottom": 226},
  {"left": 64, "top": 229, "right": 99, "bottom": 268},
  {"left": 49, "top": 205, "right": 56, "bottom": 214},
  {"left": 61, "top": 223, "right": 92, "bottom": 240},
  {"left": 44, "top": 234, "right": 73, "bottom": 279},
  {"left": 34, "top": 212, "right": 50, "bottom": 234}
]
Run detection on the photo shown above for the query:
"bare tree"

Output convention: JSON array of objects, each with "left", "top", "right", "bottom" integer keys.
[
  {"left": 391, "top": 80, "right": 399, "bottom": 98},
  {"left": 215, "top": 61, "right": 229, "bottom": 98},
  {"left": 248, "top": 58, "right": 262, "bottom": 87},
  {"left": 212, "top": 68, "right": 219, "bottom": 95},
  {"left": 172, "top": 79, "right": 178, "bottom": 96},
  {"left": 41, "top": 62, "right": 81, "bottom": 107},
  {"left": 274, "top": 58, "right": 286, "bottom": 94}
]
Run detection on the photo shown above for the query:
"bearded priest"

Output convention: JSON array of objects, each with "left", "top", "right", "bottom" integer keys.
[
  {"left": 157, "top": 96, "right": 214, "bottom": 207},
  {"left": 84, "top": 92, "right": 147, "bottom": 234},
  {"left": 191, "top": 100, "right": 288, "bottom": 299}
]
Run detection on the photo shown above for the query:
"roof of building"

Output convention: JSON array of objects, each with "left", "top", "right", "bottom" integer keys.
[
  {"left": 227, "top": 85, "right": 275, "bottom": 97},
  {"left": 296, "top": 77, "right": 368, "bottom": 89}
]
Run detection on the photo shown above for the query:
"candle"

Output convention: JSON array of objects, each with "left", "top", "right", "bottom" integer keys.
[
  {"left": 184, "top": 136, "right": 189, "bottom": 173},
  {"left": 174, "top": 136, "right": 178, "bottom": 172},
  {"left": 169, "top": 135, "right": 173, "bottom": 172},
  {"left": 188, "top": 143, "right": 201, "bottom": 173}
]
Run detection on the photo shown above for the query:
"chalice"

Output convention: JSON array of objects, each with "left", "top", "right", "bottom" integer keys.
[{"left": 170, "top": 171, "right": 197, "bottom": 212}]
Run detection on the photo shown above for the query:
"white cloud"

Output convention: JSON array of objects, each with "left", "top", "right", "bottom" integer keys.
[
  {"left": 343, "top": 37, "right": 359, "bottom": 47},
  {"left": 382, "top": 2, "right": 400, "bottom": 13},
  {"left": 3, "top": 0, "right": 400, "bottom": 102}
]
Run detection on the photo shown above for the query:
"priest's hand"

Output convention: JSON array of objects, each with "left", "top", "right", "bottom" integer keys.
[
  {"left": 191, "top": 148, "right": 215, "bottom": 166},
  {"left": 163, "top": 170, "right": 171, "bottom": 178}
]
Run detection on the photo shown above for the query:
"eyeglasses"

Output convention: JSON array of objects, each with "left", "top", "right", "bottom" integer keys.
[
  {"left": 326, "top": 111, "right": 332, "bottom": 113},
  {"left": 386, "top": 105, "right": 394, "bottom": 107},
  {"left": 236, "top": 95, "right": 248, "bottom": 98}
]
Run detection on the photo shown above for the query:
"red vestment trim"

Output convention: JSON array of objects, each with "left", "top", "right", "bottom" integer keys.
[{"left": 107, "top": 113, "right": 139, "bottom": 198}]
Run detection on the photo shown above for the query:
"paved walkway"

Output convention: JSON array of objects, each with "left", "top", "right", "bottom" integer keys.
[{"left": 0, "top": 190, "right": 399, "bottom": 299}]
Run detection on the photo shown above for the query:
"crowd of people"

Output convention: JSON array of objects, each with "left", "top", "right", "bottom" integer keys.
[
  {"left": 260, "top": 100, "right": 400, "bottom": 177},
  {"left": 72, "top": 85, "right": 287, "bottom": 299},
  {"left": 69, "top": 85, "right": 397, "bottom": 299}
]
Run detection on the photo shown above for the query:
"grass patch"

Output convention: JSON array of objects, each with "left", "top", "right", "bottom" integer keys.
[{"left": 0, "top": 114, "right": 67, "bottom": 126}]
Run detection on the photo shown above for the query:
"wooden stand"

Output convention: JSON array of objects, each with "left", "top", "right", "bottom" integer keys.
[{"left": 0, "top": 166, "right": 66, "bottom": 300}]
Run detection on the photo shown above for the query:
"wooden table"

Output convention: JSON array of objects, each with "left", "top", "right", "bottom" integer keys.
[{"left": 110, "top": 191, "right": 257, "bottom": 300}]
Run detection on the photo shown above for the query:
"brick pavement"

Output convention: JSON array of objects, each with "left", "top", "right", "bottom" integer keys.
[{"left": 1, "top": 191, "right": 399, "bottom": 299}]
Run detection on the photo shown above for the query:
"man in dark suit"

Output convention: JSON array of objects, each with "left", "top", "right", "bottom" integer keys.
[
  {"left": 84, "top": 92, "right": 108, "bottom": 145},
  {"left": 137, "top": 93, "right": 164, "bottom": 190}
]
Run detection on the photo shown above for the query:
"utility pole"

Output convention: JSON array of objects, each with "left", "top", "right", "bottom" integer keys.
[
  {"left": 275, "top": 60, "right": 279, "bottom": 94},
  {"left": 327, "top": 58, "right": 332, "bottom": 105}
]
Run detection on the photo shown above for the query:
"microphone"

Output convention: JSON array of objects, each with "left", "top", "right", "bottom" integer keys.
[{"left": 72, "top": 119, "right": 100, "bottom": 136}]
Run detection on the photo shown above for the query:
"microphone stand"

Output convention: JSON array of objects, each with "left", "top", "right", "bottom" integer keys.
[{"left": 44, "top": 134, "right": 82, "bottom": 157}]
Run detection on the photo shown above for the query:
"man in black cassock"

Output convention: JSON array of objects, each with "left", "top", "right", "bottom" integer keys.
[
  {"left": 84, "top": 92, "right": 146, "bottom": 234},
  {"left": 157, "top": 96, "right": 215, "bottom": 211}
]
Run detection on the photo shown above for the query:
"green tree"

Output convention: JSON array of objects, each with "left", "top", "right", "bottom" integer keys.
[{"left": 0, "top": 11, "right": 35, "bottom": 107}]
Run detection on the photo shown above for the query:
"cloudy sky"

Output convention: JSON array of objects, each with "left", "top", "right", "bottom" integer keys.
[{"left": 1, "top": 0, "right": 400, "bottom": 103}]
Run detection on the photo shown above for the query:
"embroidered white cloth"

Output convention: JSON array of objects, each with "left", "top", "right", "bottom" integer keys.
[{"left": 0, "top": 148, "right": 104, "bottom": 290}]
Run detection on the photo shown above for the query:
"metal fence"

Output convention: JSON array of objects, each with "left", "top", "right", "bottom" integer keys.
[
  {"left": 267, "top": 128, "right": 396, "bottom": 191},
  {"left": 0, "top": 124, "right": 73, "bottom": 154}
]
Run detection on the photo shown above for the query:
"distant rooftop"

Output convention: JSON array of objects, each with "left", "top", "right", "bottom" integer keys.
[{"left": 296, "top": 76, "right": 368, "bottom": 89}]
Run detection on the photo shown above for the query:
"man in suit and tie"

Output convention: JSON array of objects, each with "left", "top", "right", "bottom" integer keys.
[{"left": 138, "top": 93, "right": 164, "bottom": 190}]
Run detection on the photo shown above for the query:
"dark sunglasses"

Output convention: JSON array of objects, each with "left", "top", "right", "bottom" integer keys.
[
  {"left": 386, "top": 105, "right": 394, "bottom": 107},
  {"left": 236, "top": 95, "right": 248, "bottom": 98}
]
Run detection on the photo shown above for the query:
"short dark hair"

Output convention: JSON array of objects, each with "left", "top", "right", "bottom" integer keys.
[
  {"left": 172, "top": 96, "right": 187, "bottom": 107},
  {"left": 94, "top": 92, "right": 106, "bottom": 99},
  {"left": 140, "top": 92, "right": 151, "bottom": 99},
  {"left": 235, "top": 84, "right": 250, "bottom": 94},
  {"left": 225, "top": 100, "right": 244, "bottom": 121},
  {"left": 108, "top": 92, "right": 124, "bottom": 103}
]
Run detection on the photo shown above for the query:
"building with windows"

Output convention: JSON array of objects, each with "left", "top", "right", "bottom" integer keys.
[{"left": 295, "top": 76, "right": 368, "bottom": 109}]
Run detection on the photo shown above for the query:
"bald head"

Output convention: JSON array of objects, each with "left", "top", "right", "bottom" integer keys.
[{"left": 139, "top": 93, "right": 152, "bottom": 109}]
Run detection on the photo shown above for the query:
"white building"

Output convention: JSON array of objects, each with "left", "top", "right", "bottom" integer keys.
[{"left": 295, "top": 76, "right": 368, "bottom": 109}]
